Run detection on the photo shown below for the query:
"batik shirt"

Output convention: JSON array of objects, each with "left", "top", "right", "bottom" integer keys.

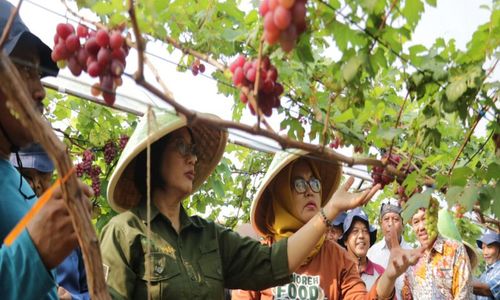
[
  {"left": 401, "top": 236, "right": 472, "bottom": 300},
  {"left": 476, "top": 260, "right": 500, "bottom": 300}
]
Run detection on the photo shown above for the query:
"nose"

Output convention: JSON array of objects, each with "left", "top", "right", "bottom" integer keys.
[{"left": 186, "top": 153, "right": 197, "bottom": 165}]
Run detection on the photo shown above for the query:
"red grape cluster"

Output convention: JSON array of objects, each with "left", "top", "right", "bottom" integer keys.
[
  {"left": 103, "top": 140, "right": 117, "bottom": 164},
  {"left": 90, "top": 165, "right": 102, "bottom": 196},
  {"left": 229, "top": 55, "right": 283, "bottom": 116},
  {"left": 75, "top": 149, "right": 101, "bottom": 195},
  {"left": 119, "top": 135, "right": 129, "bottom": 150},
  {"left": 396, "top": 185, "right": 422, "bottom": 204},
  {"left": 51, "top": 23, "right": 129, "bottom": 106},
  {"left": 259, "top": 0, "right": 307, "bottom": 52},
  {"left": 191, "top": 59, "right": 206, "bottom": 76},
  {"left": 371, "top": 153, "right": 401, "bottom": 188}
]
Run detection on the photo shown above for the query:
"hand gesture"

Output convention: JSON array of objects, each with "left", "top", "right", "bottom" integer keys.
[
  {"left": 324, "top": 177, "right": 380, "bottom": 219},
  {"left": 385, "top": 228, "right": 424, "bottom": 280}
]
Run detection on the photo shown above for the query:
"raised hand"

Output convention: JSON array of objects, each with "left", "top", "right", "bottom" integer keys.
[
  {"left": 324, "top": 177, "right": 380, "bottom": 219},
  {"left": 385, "top": 228, "right": 424, "bottom": 280}
]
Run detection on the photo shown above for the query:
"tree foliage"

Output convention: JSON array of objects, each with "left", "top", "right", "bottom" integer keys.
[{"left": 45, "top": 0, "right": 498, "bottom": 238}]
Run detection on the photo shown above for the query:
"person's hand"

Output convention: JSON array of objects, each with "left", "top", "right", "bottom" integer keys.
[
  {"left": 385, "top": 228, "right": 424, "bottom": 280},
  {"left": 57, "top": 286, "right": 72, "bottom": 300},
  {"left": 27, "top": 179, "right": 93, "bottom": 269},
  {"left": 324, "top": 177, "right": 380, "bottom": 219}
]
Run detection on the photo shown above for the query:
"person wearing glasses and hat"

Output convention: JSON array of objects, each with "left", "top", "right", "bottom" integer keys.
[
  {"left": 339, "top": 208, "right": 385, "bottom": 291},
  {"left": 367, "top": 199, "right": 413, "bottom": 299},
  {"left": 10, "top": 144, "right": 90, "bottom": 300},
  {"left": 99, "top": 109, "right": 384, "bottom": 299},
  {"left": 232, "top": 150, "right": 423, "bottom": 300},
  {"left": 473, "top": 231, "right": 500, "bottom": 300},
  {"left": 0, "top": 1, "right": 92, "bottom": 299}
]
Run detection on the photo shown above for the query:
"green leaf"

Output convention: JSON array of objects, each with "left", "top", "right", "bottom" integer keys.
[
  {"left": 333, "top": 108, "right": 355, "bottom": 123},
  {"left": 494, "top": 185, "right": 500, "bottom": 220},
  {"left": 377, "top": 127, "right": 404, "bottom": 141},
  {"left": 450, "top": 167, "right": 472, "bottom": 186},
  {"left": 342, "top": 55, "right": 364, "bottom": 82},
  {"left": 446, "top": 186, "right": 464, "bottom": 207},
  {"left": 296, "top": 39, "right": 315, "bottom": 63},
  {"left": 402, "top": 0, "right": 425, "bottom": 27},
  {"left": 446, "top": 80, "right": 467, "bottom": 102},
  {"left": 402, "top": 189, "right": 432, "bottom": 224},
  {"left": 458, "top": 185, "right": 480, "bottom": 211}
]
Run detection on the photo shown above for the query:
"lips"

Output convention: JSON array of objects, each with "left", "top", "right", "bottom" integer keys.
[
  {"left": 304, "top": 201, "right": 317, "bottom": 210},
  {"left": 185, "top": 170, "right": 195, "bottom": 181}
]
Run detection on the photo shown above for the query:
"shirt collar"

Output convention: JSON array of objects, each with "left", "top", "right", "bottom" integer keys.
[
  {"left": 363, "top": 258, "right": 376, "bottom": 275},
  {"left": 135, "top": 200, "right": 204, "bottom": 229},
  {"left": 486, "top": 259, "right": 500, "bottom": 271}
]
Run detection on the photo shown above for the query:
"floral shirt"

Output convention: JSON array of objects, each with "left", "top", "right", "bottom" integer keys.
[
  {"left": 475, "top": 260, "right": 500, "bottom": 300},
  {"left": 401, "top": 236, "right": 472, "bottom": 300}
]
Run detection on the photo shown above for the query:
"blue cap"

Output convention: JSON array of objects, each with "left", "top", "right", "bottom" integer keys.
[
  {"left": 0, "top": 0, "right": 58, "bottom": 77},
  {"left": 339, "top": 207, "right": 377, "bottom": 247},
  {"left": 476, "top": 231, "right": 500, "bottom": 249},
  {"left": 10, "top": 143, "right": 55, "bottom": 173},
  {"left": 330, "top": 211, "right": 347, "bottom": 227}
]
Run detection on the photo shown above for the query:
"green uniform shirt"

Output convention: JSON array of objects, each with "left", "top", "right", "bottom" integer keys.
[{"left": 100, "top": 202, "right": 290, "bottom": 299}]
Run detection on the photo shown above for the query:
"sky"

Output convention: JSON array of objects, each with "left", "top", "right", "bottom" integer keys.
[{"left": 6, "top": 0, "right": 498, "bottom": 181}]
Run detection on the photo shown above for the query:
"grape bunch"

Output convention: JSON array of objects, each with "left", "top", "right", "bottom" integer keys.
[
  {"left": 119, "top": 135, "right": 129, "bottom": 150},
  {"left": 103, "top": 140, "right": 117, "bottom": 164},
  {"left": 191, "top": 59, "right": 206, "bottom": 76},
  {"left": 90, "top": 165, "right": 102, "bottom": 196},
  {"left": 259, "top": 0, "right": 307, "bottom": 52},
  {"left": 51, "top": 23, "right": 129, "bottom": 106},
  {"left": 229, "top": 55, "right": 283, "bottom": 116},
  {"left": 371, "top": 153, "right": 417, "bottom": 188},
  {"left": 396, "top": 185, "right": 422, "bottom": 204},
  {"left": 425, "top": 197, "right": 439, "bottom": 241}
]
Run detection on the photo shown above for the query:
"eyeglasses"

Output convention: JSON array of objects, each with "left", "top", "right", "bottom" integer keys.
[
  {"left": 172, "top": 138, "right": 198, "bottom": 158},
  {"left": 292, "top": 178, "right": 321, "bottom": 194}
]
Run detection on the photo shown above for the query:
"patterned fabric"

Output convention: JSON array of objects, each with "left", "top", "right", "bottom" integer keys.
[
  {"left": 401, "top": 236, "right": 472, "bottom": 300},
  {"left": 476, "top": 260, "right": 500, "bottom": 300}
]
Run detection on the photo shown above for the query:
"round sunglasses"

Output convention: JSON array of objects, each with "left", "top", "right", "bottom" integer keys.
[{"left": 172, "top": 138, "right": 198, "bottom": 158}]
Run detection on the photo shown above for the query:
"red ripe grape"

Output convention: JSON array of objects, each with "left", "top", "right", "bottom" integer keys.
[
  {"left": 109, "top": 31, "right": 124, "bottom": 50},
  {"left": 245, "top": 67, "right": 256, "bottom": 82},
  {"left": 110, "top": 59, "right": 124, "bottom": 77},
  {"left": 87, "top": 61, "right": 102, "bottom": 77},
  {"left": 264, "top": 11, "right": 278, "bottom": 33},
  {"left": 268, "top": 0, "right": 279, "bottom": 10},
  {"left": 191, "top": 64, "right": 199, "bottom": 76},
  {"left": 97, "top": 47, "right": 111, "bottom": 66},
  {"left": 259, "top": 0, "right": 269, "bottom": 16},
  {"left": 279, "top": 0, "right": 295, "bottom": 8},
  {"left": 111, "top": 48, "right": 126, "bottom": 63},
  {"left": 274, "top": 82, "right": 284, "bottom": 95},
  {"left": 103, "top": 92, "right": 116, "bottom": 106},
  {"left": 103, "top": 141, "right": 117, "bottom": 164},
  {"left": 53, "top": 33, "right": 60, "bottom": 44},
  {"left": 114, "top": 76, "right": 123, "bottom": 87},
  {"left": 76, "top": 48, "right": 89, "bottom": 67},
  {"left": 199, "top": 64, "right": 205, "bottom": 73},
  {"left": 262, "top": 79, "right": 275, "bottom": 93},
  {"left": 77, "top": 24, "right": 89, "bottom": 38},
  {"left": 264, "top": 30, "right": 280, "bottom": 45},
  {"left": 101, "top": 74, "right": 116, "bottom": 105},
  {"left": 233, "top": 67, "right": 245, "bottom": 86},
  {"left": 95, "top": 29, "right": 110, "bottom": 47},
  {"left": 242, "top": 60, "right": 253, "bottom": 74},
  {"left": 229, "top": 55, "right": 246, "bottom": 73},
  {"left": 56, "top": 23, "right": 74, "bottom": 39},
  {"left": 119, "top": 135, "right": 129, "bottom": 150},
  {"left": 53, "top": 42, "right": 70, "bottom": 60},
  {"left": 279, "top": 25, "right": 297, "bottom": 52},
  {"left": 267, "top": 67, "right": 278, "bottom": 81},
  {"left": 273, "top": 6, "right": 292, "bottom": 30},
  {"left": 85, "top": 37, "right": 100, "bottom": 56},
  {"left": 240, "top": 92, "right": 248, "bottom": 104},
  {"left": 65, "top": 34, "right": 80, "bottom": 53},
  {"left": 67, "top": 56, "right": 82, "bottom": 76},
  {"left": 91, "top": 82, "right": 101, "bottom": 96}
]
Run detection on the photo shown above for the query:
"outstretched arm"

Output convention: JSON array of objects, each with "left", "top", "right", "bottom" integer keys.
[{"left": 287, "top": 177, "right": 380, "bottom": 272}]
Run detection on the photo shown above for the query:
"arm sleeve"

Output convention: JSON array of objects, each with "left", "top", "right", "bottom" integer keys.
[
  {"left": 99, "top": 221, "right": 137, "bottom": 300},
  {"left": 0, "top": 229, "right": 57, "bottom": 299},
  {"left": 451, "top": 243, "right": 472, "bottom": 299},
  {"left": 217, "top": 226, "right": 290, "bottom": 290},
  {"left": 340, "top": 254, "right": 380, "bottom": 300}
]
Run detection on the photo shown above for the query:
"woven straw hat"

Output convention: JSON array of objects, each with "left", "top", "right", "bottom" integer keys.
[
  {"left": 250, "top": 149, "right": 342, "bottom": 237},
  {"left": 107, "top": 109, "right": 227, "bottom": 212}
]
